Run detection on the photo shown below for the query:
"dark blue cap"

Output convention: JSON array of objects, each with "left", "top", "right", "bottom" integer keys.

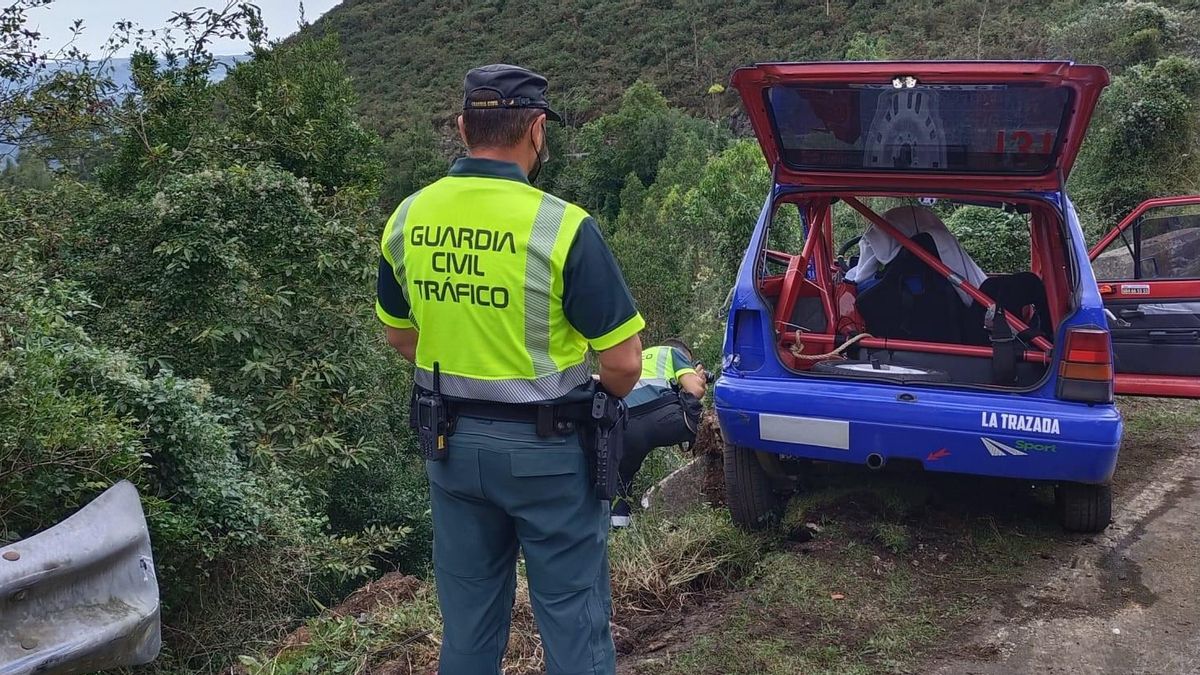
[{"left": 463, "top": 64, "right": 563, "bottom": 124}]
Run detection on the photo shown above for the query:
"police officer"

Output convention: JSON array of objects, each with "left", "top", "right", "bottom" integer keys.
[
  {"left": 376, "top": 64, "right": 644, "bottom": 675},
  {"left": 611, "top": 339, "right": 707, "bottom": 527}
]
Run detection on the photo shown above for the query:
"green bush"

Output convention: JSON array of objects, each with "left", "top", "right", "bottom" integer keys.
[
  {"left": 1050, "top": 1, "right": 1193, "bottom": 72},
  {"left": 0, "top": 29, "right": 428, "bottom": 669},
  {"left": 0, "top": 239, "right": 323, "bottom": 607},
  {"left": 944, "top": 206, "right": 1031, "bottom": 274},
  {"left": 221, "top": 35, "right": 385, "bottom": 196},
  {"left": 67, "top": 166, "right": 393, "bottom": 491},
  {"left": 0, "top": 244, "right": 143, "bottom": 540},
  {"left": 1071, "top": 56, "right": 1200, "bottom": 227}
]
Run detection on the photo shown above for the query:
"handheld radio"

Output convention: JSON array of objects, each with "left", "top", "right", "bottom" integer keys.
[{"left": 417, "top": 362, "right": 450, "bottom": 461}]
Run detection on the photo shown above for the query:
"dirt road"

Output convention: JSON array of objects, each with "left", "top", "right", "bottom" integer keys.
[{"left": 931, "top": 446, "right": 1200, "bottom": 675}]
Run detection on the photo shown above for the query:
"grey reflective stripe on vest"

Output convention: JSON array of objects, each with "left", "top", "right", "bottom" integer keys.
[
  {"left": 632, "top": 378, "right": 670, "bottom": 395},
  {"left": 415, "top": 362, "right": 592, "bottom": 404},
  {"left": 383, "top": 191, "right": 422, "bottom": 308},
  {"left": 633, "top": 347, "right": 674, "bottom": 392},
  {"left": 524, "top": 194, "right": 567, "bottom": 377}
]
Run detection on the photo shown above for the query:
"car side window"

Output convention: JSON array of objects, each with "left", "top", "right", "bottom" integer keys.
[
  {"left": 766, "top": 203, "right": 804, "bottom": 254},
  {"left": 1093, "top": 205, "right": 1200, "bottom": 280},
  {"left": 759, "top": 203, "right": 803, "bottom": 280}
]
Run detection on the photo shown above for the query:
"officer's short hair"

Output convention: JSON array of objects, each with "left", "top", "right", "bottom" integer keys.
[
  {"left": 462, "top": 91, "right": 542, "bottom": 149},
  {"left": 663, "top": 338, "right": 693, "bottom": 360}
]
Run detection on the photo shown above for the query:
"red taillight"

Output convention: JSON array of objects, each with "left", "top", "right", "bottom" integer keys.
[
  {"left": 1058, "top": 328, "right": 1113, "bottom": 403},
  {"left": 1064, "top": 328, "right": 1112, "bottom": 367}
]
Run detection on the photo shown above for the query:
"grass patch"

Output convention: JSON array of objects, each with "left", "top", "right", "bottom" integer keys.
[
  {"left": 610, "top": 507, "right": 765, "bottom": 613},
  {"left": 637, "top": 466, "right": 1067, "bottom": 674},
  {"left": 1120, "top": 397, "right": 1200, "bottom": 439},
  {"left": 1116, "top": 398, "right": 1200, "bottom": 489},
  {"left": 239, "top": 584, "right": 441, "bottom": 674},
  {"left": 245, "top": 506, "right": 765, "bottom": 674},
  {"left": 648, "top": 549, "right": 939, "bottom": 675},
  {"left": 871, "top": 521, "right": 912, "bottom": 554},
  {"left": 629, "top": 445, "right": 689, "bottom": 501}
]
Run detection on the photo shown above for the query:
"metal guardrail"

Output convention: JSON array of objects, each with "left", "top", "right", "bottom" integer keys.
[{"left": 0, "top": 481, "right": 161, "bottom": 674}]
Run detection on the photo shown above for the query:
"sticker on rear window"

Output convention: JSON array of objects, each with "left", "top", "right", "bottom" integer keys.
[{"left": 1120, "top": 284, "right": 1150, "bottom": 295}]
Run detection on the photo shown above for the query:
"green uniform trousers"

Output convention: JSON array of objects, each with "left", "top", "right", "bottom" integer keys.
[{"left": 427, "top": 415, "right": 616, "bottom": 675}]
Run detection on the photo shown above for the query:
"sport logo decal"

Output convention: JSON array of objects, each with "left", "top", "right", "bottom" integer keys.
[
  {"left": 1015, "top": 440, "right": 1056, "bottom": 453},
  {"left": 981, "top": 437, "right": 1026, "bottom": 457}
]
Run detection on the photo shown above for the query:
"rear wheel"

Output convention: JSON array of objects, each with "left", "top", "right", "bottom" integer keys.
[
  {"left": 1057, "top": 482, "right": 1113, "bottom": 533},
  {"left": 724, "top": 443, "right": 782, "bottom": 530}
]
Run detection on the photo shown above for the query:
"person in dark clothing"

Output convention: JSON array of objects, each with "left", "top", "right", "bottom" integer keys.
[{"left": 612, "top": 338, "right": 707, "bottom": 527}]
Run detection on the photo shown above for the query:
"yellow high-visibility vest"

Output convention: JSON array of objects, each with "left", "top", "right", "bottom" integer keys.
[
  {"left": 380, "top": 176, "right": 596, "bottom": 403},
  {"left": 638, "top": 346, "right": 696, "bottom": 390}
]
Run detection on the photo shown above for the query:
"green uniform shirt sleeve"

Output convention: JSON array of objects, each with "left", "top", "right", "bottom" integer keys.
[
  {"left": 669, "top": 347, "right": 696, "bottom": 381},
  {"left": 376, "top": 255, "right": 413, "bottom": 329},
  {"left": 562, "top": 216, "right": 644, "bottom": 351}
]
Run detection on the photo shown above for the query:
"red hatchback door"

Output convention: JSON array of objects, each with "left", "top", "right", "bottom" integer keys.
[{"left": 731, "top": 61, "right": 1109, "bottom": 191}]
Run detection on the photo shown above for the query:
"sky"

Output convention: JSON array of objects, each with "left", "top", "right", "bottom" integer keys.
[{"left": 27, "top": 0, "right": 342, "bottom": 57}]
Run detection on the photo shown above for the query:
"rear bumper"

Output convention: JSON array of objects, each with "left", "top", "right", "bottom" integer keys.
[{"left": 714, "top": 376, "right": 1122, "bottom": 484}]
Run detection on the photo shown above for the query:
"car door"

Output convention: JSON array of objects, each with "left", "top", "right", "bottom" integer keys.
[{"left": 1089, "top": 196, "right": 1200, "bottom": 397}]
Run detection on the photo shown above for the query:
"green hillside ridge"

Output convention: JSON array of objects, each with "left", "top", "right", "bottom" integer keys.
[{"left": 311, "top": 0, "right": 1117, "bottom": 134}]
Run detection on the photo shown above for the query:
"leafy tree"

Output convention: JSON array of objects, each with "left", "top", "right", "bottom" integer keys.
[
  {"left": 944, "top": 206, "right": 1031, "bottom": 273},
  {"left": 608, "top": 139, "right": 773, "bottom": 364},
  {"left": 672, "top": 141, "right": 778, "bottom": 366},
  {"left": 0, "top": 156, "right": 53, "bottom": 189},
  {"left": 1051, "top": 1, "right": 1194, "bottom": 72},
  {"left": 1071, "top": 56, "right": 1200, "bottom": 229},
  {"left": 845, "top": 32, "right": 890, "bottom": 60},
  {"left": 379, "top": 118, "right": 449, "bottom": 207},
  {"left": 555, "top": 81, "right": 724, "bottom": 220},
  {"left": 608, "top": 121, "right": 725, "bottom": 332},
  {"left": 221, "top": 35, "right": 384, "bottom": 196},
  {"left": 97, "top": 50, "right": 223, "bottom": 192}
]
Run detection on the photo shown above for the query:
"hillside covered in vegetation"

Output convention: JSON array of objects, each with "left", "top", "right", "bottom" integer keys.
[
  {"left": 311, "top": 0, "right": 1117, "bottom": 132},
  {"left": 3, "top": 0, "right": 1200, "bottom": 672},
  {"left": 312, "top": 0, "right": 1200, "bottom": 359}
]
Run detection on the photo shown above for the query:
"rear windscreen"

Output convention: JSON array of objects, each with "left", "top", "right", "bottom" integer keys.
[{"left": 767, "top": 84, "right": 1073, "bottom": 174}]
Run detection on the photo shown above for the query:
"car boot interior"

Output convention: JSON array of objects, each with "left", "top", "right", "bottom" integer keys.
[{"left": 760, "top": 195, "right": 1065, "bottom": 389}]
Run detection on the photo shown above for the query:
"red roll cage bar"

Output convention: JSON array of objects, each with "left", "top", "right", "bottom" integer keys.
[{"left": 841, "top": 197, "right": 1055, "bottom": 353}]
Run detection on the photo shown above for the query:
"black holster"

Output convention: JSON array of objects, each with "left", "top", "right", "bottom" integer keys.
[{"left": 580, "top": 389, "right": 627, "bottom": 502}]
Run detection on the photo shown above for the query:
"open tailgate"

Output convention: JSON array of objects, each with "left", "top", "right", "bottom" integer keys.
[{"left": 732, "top": 61, "right": 1109, "bottom": 192}]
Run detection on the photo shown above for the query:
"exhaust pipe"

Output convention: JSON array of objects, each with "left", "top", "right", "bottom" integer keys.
[{"left": 865, "top": 453, "right": 886, "bottom": 470}]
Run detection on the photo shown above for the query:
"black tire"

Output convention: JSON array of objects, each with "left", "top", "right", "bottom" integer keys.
[
  {"left": 1057, "top": 482, "right": 1113, "bottom": 533},
  {"left": 724, "top": 443, "right": 781, "bottom": 530},
  {"left": 812, "top": 359, "right": 951, "bottom": 383}
]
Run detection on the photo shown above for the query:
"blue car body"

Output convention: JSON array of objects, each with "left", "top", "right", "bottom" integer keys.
[{"left": 716, "top": 188, "right": 1123, "bottom": 485}]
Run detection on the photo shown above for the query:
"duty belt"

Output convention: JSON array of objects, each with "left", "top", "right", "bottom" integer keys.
[{"left": 448, "top": 399, "right": 595, "bottom": 437}]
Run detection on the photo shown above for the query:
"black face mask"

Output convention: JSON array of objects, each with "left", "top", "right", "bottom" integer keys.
[{"left": 529, "top": 123, "right": 550, "bottom": 183}]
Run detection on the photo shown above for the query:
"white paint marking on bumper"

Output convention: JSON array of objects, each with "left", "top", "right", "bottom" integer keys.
[{"left": 758, "top": 414, "right": 850, "bottom": 450}]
